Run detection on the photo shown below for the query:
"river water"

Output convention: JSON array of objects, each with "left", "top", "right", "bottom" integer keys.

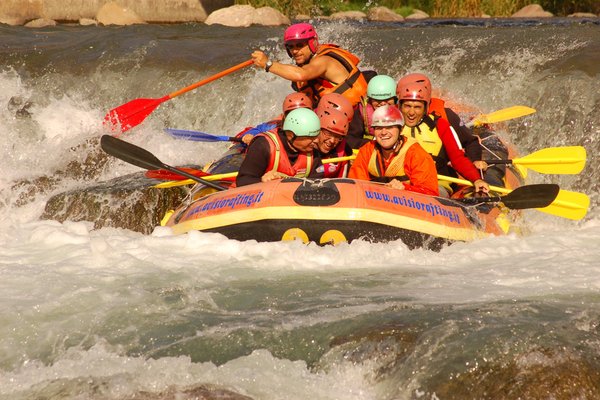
[{"left": 0, "top": 19, "right": 599, "bottom": 399}]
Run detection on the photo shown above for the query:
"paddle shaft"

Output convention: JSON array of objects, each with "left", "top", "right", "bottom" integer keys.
[
  {"left": 100, "top": 135, "right": 227, "bottom": 191},
  {"left": 168, "top": 60, "right": 253, "bottom": 99}
]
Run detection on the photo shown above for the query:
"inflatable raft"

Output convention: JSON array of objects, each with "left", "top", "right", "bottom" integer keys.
[{"left": 163, "top": 177, "right": 525, "bottom": 250}]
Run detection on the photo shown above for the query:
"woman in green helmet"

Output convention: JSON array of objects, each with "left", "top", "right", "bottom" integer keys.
[{"left": 236, "top": 108, "right": 321, "bottom": 187}]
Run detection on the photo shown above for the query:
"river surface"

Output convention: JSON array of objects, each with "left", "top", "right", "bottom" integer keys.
[{"left": 0, "top": 19, "right": 599, "bottom": 399}]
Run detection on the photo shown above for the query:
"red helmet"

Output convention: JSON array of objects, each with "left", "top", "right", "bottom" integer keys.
[
  {"left": 317, "top": 108, "right": 349, "bottom": 136},
  {"left": 371, "top": 105, "right": 404, "bottom": 127},
  {"left": 396, "top": 81, "right": 431, "bottom": 105},
  {"left": 314, "top": 93, "right": 354, "bottom": 123},
  {"left": 284, "top": 23, "right": 319, "bottom": 56},
  {"left": 282, "top": 92, "right": 313, "bottom": 113},
  {"left": 396, "top": 73, "right": 432, "bottom": 104}
]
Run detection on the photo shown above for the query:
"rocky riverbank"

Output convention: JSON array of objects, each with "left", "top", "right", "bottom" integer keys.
[{"left": 1, "top": 1, "right": 597, "bottom": 27}]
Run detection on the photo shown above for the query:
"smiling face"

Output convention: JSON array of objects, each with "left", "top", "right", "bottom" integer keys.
[
  {"left": 315, "top": 129, "right": 344, "bottom": 154},
  {"left": 285, "top": 40, "right": 312, "bottom": 65},
  {"left": 373, "top": 125, "right": 400, "bottom": 150},
  {"left": 400, "top": 100, "right": 426, "bottom": 127}
]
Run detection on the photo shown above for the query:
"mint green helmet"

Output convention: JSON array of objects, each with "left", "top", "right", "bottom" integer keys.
[
  {"left": 282, "top": 108, "right": 321, "bottom": 137},
  {"left": 367, "top": 75, "right": 397, "bottom": 100}
]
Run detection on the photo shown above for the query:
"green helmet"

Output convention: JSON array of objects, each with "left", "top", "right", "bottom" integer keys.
[
  {"left": 282, "top": 108, "right": 321, "bottom": 137},
  {"left": 367, "top": 75, "right": 397, "bottom": 100}
]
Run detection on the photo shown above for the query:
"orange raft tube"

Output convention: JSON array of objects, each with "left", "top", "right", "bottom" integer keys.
[{"left": 163, "top": 178, "right": 509, "bottom": 250}]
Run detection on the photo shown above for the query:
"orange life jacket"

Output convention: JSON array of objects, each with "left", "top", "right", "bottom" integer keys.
[
  {"left": 429, "top": 97, "right": 448, "bottom": 120},
  {"left": 367, "top": 136, "right": 419, "bottom": 181},
  {"left": 293, "top": 44, "right": 367, "bottom": 106}
]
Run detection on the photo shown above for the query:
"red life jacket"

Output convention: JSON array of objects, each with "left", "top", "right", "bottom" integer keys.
[
  {"left": 259, "top": 130, "right": 314, "bottom": 178},
  {"left": 321, "top": 140, "right": 351, "bottom": 178}
]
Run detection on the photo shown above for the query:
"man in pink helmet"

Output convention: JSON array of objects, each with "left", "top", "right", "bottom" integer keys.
[{"left": 251, "top": 23, "right": 368, "bottom": 107}]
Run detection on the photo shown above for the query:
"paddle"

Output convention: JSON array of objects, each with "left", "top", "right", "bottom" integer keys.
[
  {"left": 438, "top": 175, "right": 589, "bottom": 220},
  {"left": 152, "top": 154, "right": 360, "bottom": 188},
  {"left": 485, "top": 146, "right": 586, "bottom": 175},
  {"left": 466, "top": 105, "right": 536, "bottom": 128},
  {"left": 100, "top": 135, "right": 227, "bottom": 191},
  {"left": 103, "top": 59, "right": 254, "bottom": 134},
  {"left": 457, "top": 184, "right": 559, "bottom": 210},
  {"left": 164, "top": 128, "right": 244, "bottom": 143}
]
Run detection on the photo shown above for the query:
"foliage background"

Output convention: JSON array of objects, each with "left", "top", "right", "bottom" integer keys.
[{"left": 235, "top": 0, "right": 600, "bottom": 18}]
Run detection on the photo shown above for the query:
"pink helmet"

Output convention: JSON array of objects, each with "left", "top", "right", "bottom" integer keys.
[
  {"left": 371, "top": 105, "right": 404, "bottom": 127},
  {"left": 314, "top": 93, "right": 354, "bottom": 123},
  {"left": 317, "top": 108, "right": 349, "bottom": 136},
  {"left": 282, "top": 92, "right": 313, "bottom": 113},
  {"left": 284, "top": 23, "right": 319, "bottom": 56},
  {"left": 396, "top": 81, "right": 431, "bottom": 105},
  {"left": 396, "top": 73, "right": 432, "bottom": 104}
]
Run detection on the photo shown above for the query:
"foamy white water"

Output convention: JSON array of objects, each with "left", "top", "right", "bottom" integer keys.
[{"left": 0, "top": 20, "right": 598, "bottom": 399}]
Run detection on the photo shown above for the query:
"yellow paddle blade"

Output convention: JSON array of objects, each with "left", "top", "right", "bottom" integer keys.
[
  {"left": 469, "top": 106, "right": 536, "bottom": 127},
  {"left": 153, "top": 172, "right": 238, "bottom": 189},
  {"left": 536, "top": 189, "right": 590, "bottom": 220},
  {"left": 512, "top": 146, "right": 586, "bottom": 174},
  {"left": 437, "top": 174, "right": 589, "bottom": 220}
]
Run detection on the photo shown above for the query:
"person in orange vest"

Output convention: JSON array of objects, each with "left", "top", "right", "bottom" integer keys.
[
  {"left": 396, "top": 77, "right": 489, "bottom": 197},
  {"left": 235, "top": 108, "right": 320, "bottom": 187},
  {"left": 250, "top": 23, "right": 368, "bottom": 107},
  {"left": 348, "top": 105, "right": 439, "bottom": 196},
  {"left": 312, "top": 108, "right": 354, "bottom": 178}
]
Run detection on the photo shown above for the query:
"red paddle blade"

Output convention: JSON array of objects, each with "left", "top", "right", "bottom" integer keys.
[
  {"left": 145, "top": 167, "right": 207, "bottom": 181},
  {"left": 103, "top": 96, "right": 169, "bottom": 134},
  {"left": 145, "top": 167, "right": 235, "bottom": 182}
]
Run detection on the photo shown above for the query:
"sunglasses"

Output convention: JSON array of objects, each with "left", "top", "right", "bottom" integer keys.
[{"left": 285, "top": 41, "right": 308, "bottom": 51}]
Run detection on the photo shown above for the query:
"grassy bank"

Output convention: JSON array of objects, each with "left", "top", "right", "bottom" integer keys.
[{"left": 235, "top": 0, "right": 599, "bottom": 18}]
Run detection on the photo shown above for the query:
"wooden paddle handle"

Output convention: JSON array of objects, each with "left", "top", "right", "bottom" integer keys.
[{"left": 168, "top": 59, "right": 254, "bottom": 99}]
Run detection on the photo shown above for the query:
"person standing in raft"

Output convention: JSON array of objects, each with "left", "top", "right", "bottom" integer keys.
[
  {"left": 348, "top": 105, "right": 439, "bottom": 196},
  {"left": 347, "top": 74, "right": 398, "bottom": 150},
  {"left": 396, "top": 77, "right": 490, "bottom": 197},
  {"left": 312, "top": 107, "right": 354, "bottom": 179},
  {"left": 250, "top": 22, "right": 368, "bottom": 107},
  {"left": 235, "top": 108, "right": 320, "bottom": 187}
]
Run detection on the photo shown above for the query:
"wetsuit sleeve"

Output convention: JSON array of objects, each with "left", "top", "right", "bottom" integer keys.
[
  {"left": 403, "top": 144, "right": 440, "bottom": 196},
  {"left": 436, "top": 118, "right": 481, "bottom": 182},
  {"left": 347, "top": 142, "right": 373, "bottom": 180},
  {"left": 346, "top": 109, "right": 370, "bottom": 149},
  {"left": 445, "top": 107, "right": 482, "bottom": 161},
  {"left": 235, "top": 137, "right": 271, "bottom": 187}
]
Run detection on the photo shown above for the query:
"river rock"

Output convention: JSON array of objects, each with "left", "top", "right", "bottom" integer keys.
[
  {"left": 252, "top": 6, "right": 290, "bottom": 26},
  {"left": 0, "top": 0, "right": 231, "bottom": 25},
  {"left": 24, "top": 17, "right": 57, "bottom": 27},
  {"left": 205, "top": 5, "right": 289, "bottom": 26},
  {"left": 568, "top": 12, "right": 598, "bottom": 18},
  {"left": 367, "top": 6, "right": 404, "bottom": 22},
  {"left": 96, "top": 2, "right": 145, "bottom": 25},
  {"left": 405, "top": 9, "right": 429, "bottom": 19},
  {"left": 79, "top": 17, "right": 98, "bottom": 25},
  {"left": 41, "top": 171, "right": 188, "bottom": 234},
  {"left": 329, "top": 11, "right": 367, "bottom": 20},
  {"left": 512, "top": 4, "right": 553, "bottom": 18}
]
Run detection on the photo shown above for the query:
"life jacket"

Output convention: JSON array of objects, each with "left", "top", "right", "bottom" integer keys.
[
  {"left": 429, "top": 97, "right": 448, "bottom": 120},
  {"left": 320, "top": 140, "right": 351, "bottom": 178},
  {"left": 357, "top": 98, "right": 375, "bottom": 140},
  {"left": 367, "top": 136, "right": 419, "bottom": 182},
  {"left": 259, "top": 130, "right": 313, "bottom": 178},
  {"left": 293, "top": 44, "right": 367, "bottom": 106}
]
